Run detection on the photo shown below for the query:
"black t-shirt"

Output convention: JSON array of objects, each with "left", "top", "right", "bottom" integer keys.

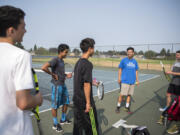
[{"left": 73, "top": 58, "right": 95, "bottom": 108}]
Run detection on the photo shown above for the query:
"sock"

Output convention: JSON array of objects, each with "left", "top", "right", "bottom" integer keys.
[
  {"left": 61, "top": 113, "right": 66, "bottom": 121},
  {"left": 117, "top": 102, "right": 121, "bottom": 107},
  {"left": 126, "top": 103, "right": 130, "bottom": 108},
  {"left": 53, "top": 117, "right": 58, "bottom": 125}
]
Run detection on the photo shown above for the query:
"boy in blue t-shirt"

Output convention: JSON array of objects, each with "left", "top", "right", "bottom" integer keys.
[{"left": 116, "top": 47, "right": 139, "bottom": 113}]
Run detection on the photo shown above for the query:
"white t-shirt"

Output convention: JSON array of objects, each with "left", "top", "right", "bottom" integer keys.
[{"left": 0, "top": 42, "right": 34, "bottom": 135}]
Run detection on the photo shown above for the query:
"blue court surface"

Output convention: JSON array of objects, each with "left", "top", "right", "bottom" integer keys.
[{"left": 32, "top": 63, "right": 160, "bottom": 113}]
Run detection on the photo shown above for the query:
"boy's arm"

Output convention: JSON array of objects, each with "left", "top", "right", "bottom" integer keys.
[
  {"left": 136, "top": 70, "right": 139, "bottom": 85},
  {"left": 118, "top": 68, "right": 122, "bottom": 84},
  {"left": 166, "top": 71, "right": 180, "bottom": 76},
  {"left": 84, "top": 82, "right": 91, "bottom": 113},
  {"left": 41, "top": 62, "right": 52, "bottom": 75},
  {"left": 41, "top": 62, "right": 58, "bottom": 80},
  {"left": 16, "top": 90, "right": 43, "bottom": 110}
]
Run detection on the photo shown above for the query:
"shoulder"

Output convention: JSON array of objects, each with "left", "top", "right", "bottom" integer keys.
[
  {"left": 12, "top": 46, "right": 31, "bottom": 61},
  {"left": 80, "top": 59, "right": 92, "bottom": 67},
  {"left": 121, "top": 57, "right": 127, "bottom": 62},
  {"left": 133, "top": 58, "right": 138, "bottom": 63}
]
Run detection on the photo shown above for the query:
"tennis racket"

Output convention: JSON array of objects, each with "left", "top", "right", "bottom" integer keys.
[
  {"left": 93, "top": 78, "right": 104, "bottom": 100},
  {"left": 64, "top": 62, "right": 74, "bottom": 76},
  {"left": 64, "top": 62, "right": 74, "bottom": 101},
  {"left": 160, "top": 61, "right": 171, "bottom": 82},
  {"left": 31, "top": 68, "right": 43, "bottom": 135}
]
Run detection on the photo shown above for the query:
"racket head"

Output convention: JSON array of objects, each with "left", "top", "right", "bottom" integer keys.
[
  {"left": 97, "top": 81, "right": 104, "bottom": 100},
  {"left": 160, "top": 61, "right": 164, "bottom": 68},
  {"left": 64, "top": 62, "right": 74, "bottom": 75}
]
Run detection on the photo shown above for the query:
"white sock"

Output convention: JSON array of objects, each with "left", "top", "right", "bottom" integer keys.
[
  {"left": 117, "top": 102, "right": 121, "bottom": 107},
  {"left": 126, "top": 103, "right": 129, "bottom": 108}
]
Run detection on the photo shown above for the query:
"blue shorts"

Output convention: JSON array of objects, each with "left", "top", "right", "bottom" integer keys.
[{"left": 51, "top": 84, "right": 70, "bottom": 109}]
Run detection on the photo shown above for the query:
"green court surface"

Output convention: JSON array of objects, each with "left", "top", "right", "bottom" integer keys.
[{"left": 31, "top": 70, "right": 180, "bottom": 135}]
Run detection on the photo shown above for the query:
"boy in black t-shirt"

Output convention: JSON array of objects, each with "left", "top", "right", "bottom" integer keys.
[{"left": 73, "top": 38, "right": 99, "bottom": 135}]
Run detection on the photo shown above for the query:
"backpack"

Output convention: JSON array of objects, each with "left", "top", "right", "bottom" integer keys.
[
  {"left": 131, "top": 126, "right": 150, "bottom": 135},
  {"left": 167, "top": 96, "right": 180, "bottom": 121}
]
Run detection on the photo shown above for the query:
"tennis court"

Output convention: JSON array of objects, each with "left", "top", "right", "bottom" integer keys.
[
  {"left": 32, "top": 63, "right": 160, "bottom": 113},
  {"left": 31, "top": 68, "right": 175, "bottom": 135}
]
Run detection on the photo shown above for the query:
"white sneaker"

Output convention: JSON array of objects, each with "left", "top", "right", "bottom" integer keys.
[{"left": 159, "top": 106, "right": 167, "bottom": 112}]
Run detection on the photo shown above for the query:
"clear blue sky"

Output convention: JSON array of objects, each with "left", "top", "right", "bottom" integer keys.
[{"left": 0, "top": 0, "right": 180, "bottom": 52}]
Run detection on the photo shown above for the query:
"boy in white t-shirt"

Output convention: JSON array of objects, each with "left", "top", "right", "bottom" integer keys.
[{"left": 0, "top": 5, "right": 43, "bottom": 135}]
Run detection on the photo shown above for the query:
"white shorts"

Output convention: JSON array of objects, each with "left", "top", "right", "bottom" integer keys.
[{"left": 120, "top": 83, "right": 135, "bottom": 96}]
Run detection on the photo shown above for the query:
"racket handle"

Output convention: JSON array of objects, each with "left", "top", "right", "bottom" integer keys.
[{"left": 35, "top": 91, "right": 39, "bottom": 94}]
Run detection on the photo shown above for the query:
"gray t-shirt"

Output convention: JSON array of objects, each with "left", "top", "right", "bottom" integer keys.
[
  {"left": 49, "top": 57, "right": 65, "bottom": 85},
  {"left": 171, "top": 61, "right": 180, "bottom": 86}
]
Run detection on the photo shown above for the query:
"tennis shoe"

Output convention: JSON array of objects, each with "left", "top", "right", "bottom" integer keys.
[
  {"left": 156, "top": 115, "right": 164, "bottom": 125},
  {"left": 115, "top": 106, "right": 121, "bottom": 113},
  {"left": 52, "top": 123, "right": 63, "bottom": 132},
  {"left": 159, "top": 106, "right": 168, "bottom": 112},
  {"left": 124, "top": 107, "right": 132, "bottom": 114},
  {"left": 167, "top": 124, "right": 179, "bottom": 134},
  {"left": 60, "top": 119, "right": 72, "bottom": 125}
]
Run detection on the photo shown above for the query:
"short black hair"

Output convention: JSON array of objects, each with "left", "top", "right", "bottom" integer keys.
[
  {"left": 0, "top": 5, "right": 25, "bottom": 37},
  {"left": 58, "top": 44, "right": 69, "bottom": 54},
  {"left": 176, "top": 50, "right": 180, "bottom": 54},
  {"left": 127, "top": 47, "right": 134, "bottom": 52},
  {"left": 80, "top": 38, "right": 95, "bottom": 53}
]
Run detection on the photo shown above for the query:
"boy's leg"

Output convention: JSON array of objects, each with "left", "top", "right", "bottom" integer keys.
[
  {"left": 60, "top": 85, "right": 71, "bottom": 124},
  {"left": 116, "top": 83, "right": 128, "bottom": 113},
  {"left": 52, "top": 109, "right": 58, "bottom": 125},
  {"left": 124, "top": 84, "right": 134, "bottom": 113},
  {"left": 51, "top": 84, "right": 63, "bottom": 132},
  {"left": 166, "top": 93, "right": 171, "bottom": 107}
]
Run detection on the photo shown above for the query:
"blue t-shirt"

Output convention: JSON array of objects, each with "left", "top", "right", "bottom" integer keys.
[{"left": 118, "top": 57, "right": 139, "bottom": 84}]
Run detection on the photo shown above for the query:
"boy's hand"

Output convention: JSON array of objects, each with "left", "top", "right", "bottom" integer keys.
[
  {"left": 66, "top": 73, "right": 72, "bottom": 78},
  {"left": 85, "top": 103, "right": 91, "bottom": 113},
  {"left": 52, "top": 73, "right": 58, "bottom": 80},
  {"left": 136, "top": 81, "right": 139, "bottom": 86},
  {"left": 118, "top": 79, "right": 121, "bottom": 84},
  {"left": 166, "top": 71, "right": 173, "bottom": 75}
]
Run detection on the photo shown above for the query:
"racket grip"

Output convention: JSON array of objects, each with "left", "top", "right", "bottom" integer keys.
[{"left": 35, "top": 90, "right": 39, "bottom": 94}]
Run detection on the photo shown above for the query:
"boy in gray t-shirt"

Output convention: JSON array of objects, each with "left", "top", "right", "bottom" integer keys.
[
  {"left": 42, "top": 44, "right": 72, "bottom": 132},
  {"left": 159, "top": 50, "right": 180, "bottom": 112},
  {"left": 158, "top": 50, "right": 180, "bottom": 134}
]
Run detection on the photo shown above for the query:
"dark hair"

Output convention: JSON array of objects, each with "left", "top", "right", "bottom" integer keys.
[
  {"left": 58, "top": 44, "right": 69, "bottom": 54},
  {"left": 0, "top": 5, "right": 25, "bottom": 37},
  {"left": 176, "top": 50, "right": 180, "bottom": 54},
  {"left": 127, "top": 47, "right": 134, "bottom": 52},
  {"left": 80, "top": 38, "right": 95, "bottom": 53}
]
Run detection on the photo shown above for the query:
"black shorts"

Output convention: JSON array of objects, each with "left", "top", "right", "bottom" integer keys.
[
  {"left": 73, "top": 104, "right": 99, "bottom": 135},
  {"left": 167, "top": 84, "right": 180, "bottom": 96}
]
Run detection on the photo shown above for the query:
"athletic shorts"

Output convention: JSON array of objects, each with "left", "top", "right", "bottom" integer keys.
[
  {"left": 120, "top": 83, "right": 135, "bottom": 96},
  {"left": 167, "top": 84, "right": 180, "bottom": 96},
  {"left": 51, "top": 83, "right": 70, "bottom": 109}
]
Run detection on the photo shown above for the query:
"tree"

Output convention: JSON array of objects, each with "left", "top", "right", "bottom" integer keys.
[
  {"left": 34, "top": 44, "right": 37, "bottom": 52},
  {"left": 138, "top": 50, "right": 144, "bottom": 55},
  {"left": 49, "top": 48, "right": 58, "bottom": 54},
  {"left": 15, "top": 42, "right": 24, "bottom": 49},
  {"left": 120, "top": 51, "right": 127, "bottom": 55},
  {"left": 144, "top": 50, "right": 157, "bottom": 59},
  {"left": 72, "top": 48, "right": 80, "bottom": 56},
  {"left": 36, "top": 47, "right": 48, "bottom": 55},
  {"left": 160, "top": 48, "right": 166, "bottom": 56},
  {"left": 167, "top": 49, "right": 171, "bottom": 56},
  {"left": 94, "top": 50, "right": 100, "bottom": 56}
]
